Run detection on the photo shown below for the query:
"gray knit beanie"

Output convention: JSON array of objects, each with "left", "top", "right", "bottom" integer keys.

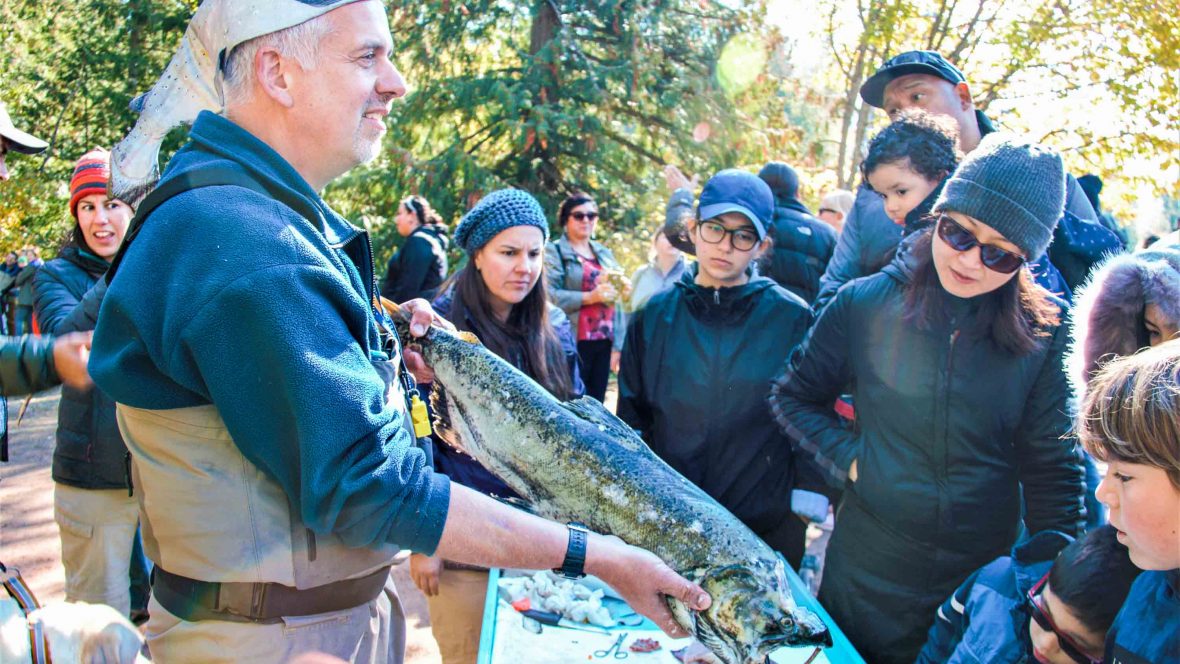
[
  {"left": 933, "top": 132, "right": 1065, "bottom": 259},
  {"left": 453, "top": 188, "right": 550, "bottom": 254}
]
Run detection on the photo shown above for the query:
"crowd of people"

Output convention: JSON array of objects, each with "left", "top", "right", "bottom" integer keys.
[{"left": 0, "top": 2, "right": 1177, "bottom": 664}]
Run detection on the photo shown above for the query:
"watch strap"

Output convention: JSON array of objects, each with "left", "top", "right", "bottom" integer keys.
[{"left": 555, "top": 523, "right": 589, "bottom": 579}]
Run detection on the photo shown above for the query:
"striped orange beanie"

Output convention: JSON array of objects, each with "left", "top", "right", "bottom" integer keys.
[{"left": 68, "top": 148, "right": 111, "bottom": 219}]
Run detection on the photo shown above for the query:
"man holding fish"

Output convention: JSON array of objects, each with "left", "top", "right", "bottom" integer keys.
[{"left": 89, "top": 1, "right": 710, "bottom": 662}]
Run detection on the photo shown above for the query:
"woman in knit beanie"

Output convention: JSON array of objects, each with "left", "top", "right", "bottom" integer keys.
[
  {"left": 31, "top": 147, "right": 150, "bottom": 621},
  {"left": 771, "top": 133, "right": 1085, "bottom": 662},
  {"left": 408, "top": 188, "right": 583, "bottom": 664}
]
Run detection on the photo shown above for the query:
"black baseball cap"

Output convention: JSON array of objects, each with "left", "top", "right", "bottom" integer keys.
[{"left": 859, "top": 50, "right": 966, "bottom": 109}]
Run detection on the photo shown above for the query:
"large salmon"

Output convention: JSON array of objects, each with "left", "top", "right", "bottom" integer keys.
[{"left": 392, "top": 309, "right": 832, "bottom": 664}]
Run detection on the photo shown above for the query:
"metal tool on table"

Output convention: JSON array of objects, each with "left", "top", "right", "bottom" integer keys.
[
  {"left": 518, "top": 609, "right": 613, "bottom": 636},
  {"left": 594, "top": 632, "right": 629, "bottom": 659}
]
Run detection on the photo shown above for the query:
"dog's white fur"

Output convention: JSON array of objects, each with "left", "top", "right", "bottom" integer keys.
[{"left": 0, "top": 598, "right": 147, "bottom": 664}]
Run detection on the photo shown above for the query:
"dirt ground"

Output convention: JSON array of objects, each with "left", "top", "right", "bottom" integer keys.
[{"left": 0, "top": 388, "right": 443, "bottom": 663}]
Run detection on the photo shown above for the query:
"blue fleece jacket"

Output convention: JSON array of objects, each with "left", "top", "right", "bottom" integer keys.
[
  {"left": 1104, "top": 570, "right": 1179, "bottom": 664},
  {"left": 91, "top": 111, "right": 451, "bottom": 554}
]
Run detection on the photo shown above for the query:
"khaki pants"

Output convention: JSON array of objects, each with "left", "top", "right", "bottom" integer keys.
[
  {"left": 143, "top": 575, "right": 405, "bottom": 664},
  {"left": 424, "top": 568, "right": 488, "bottom": 664},
  {"left": 54, "top": 483, "right": 139, "bottom": 616}
]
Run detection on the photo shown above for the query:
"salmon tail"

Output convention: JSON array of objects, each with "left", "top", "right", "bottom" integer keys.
[
  {"left": 377, "top": 296, "right": 482, "bottom": 345},
  {"left": 109, "top": 14, "right": 220, "bottom": 205},
  {"left": 378, "top": 296, "right": 405, "bottom": 320}
]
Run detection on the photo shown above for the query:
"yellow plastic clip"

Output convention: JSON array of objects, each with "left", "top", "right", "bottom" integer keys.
[{"left": 410, "top": 393, "right": 432, "bottom": 438}]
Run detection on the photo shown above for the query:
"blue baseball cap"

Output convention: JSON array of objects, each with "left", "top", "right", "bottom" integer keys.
[
  {"left": 860, "top": 50, "right": 967, "bottom": 109},
  {"left": 696, "top": 169, "right": 774, "bottom": 240}
]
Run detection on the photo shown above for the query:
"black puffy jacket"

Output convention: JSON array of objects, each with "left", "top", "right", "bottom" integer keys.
[
  {"left": 381, "top": 224, "right": 450, "bottom": 303},
  {"left": 762, "top": 199, "right": 837, "bottom": 305},
  {"left": 769, "top": 254, "right": 1084, "bottom": 661},
  {"left": 33, "top": 247, "right": 128, "bottom": 491},
  {"left": 617, "top": 267, "right": 826, "bottom": 544},
  {"left": 756, "top": 162, "right": 837, "bottom": 303}
]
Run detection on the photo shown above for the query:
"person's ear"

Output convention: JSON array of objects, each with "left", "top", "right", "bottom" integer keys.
[
  {"left": 756, "top": 236, "right": 772, "bottom": 257},
  {"left": 954, "top": 82, "right": 974, "bottom": 112},
  {"left": 256, "top": 47, "right": 294, "bottom": 108},
  {"left": 472, "top": 248, "right": 485, "bottom": 272}
]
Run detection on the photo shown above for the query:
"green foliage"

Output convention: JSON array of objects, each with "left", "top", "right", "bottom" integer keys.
[
  {"left": 0, "top": 0, "right": 194, "bottom": 252},
  {"left": 335, "top": 0, "right": 815, "bottom": 272},
  {"left": 1, "top": 1, "right": 1171, "bottom": 267}
]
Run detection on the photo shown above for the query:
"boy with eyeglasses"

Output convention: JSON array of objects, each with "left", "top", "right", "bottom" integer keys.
[
  {"left": 917, "top": 525, "right": 1139, "bottom": 664},
  {"left": 617, "top": 169, "right": 830, "bottom": 571}
]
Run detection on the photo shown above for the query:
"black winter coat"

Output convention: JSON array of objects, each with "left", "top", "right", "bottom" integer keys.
[
  {"left": 32, "top": 247, "right": 128, "bottom": 491},
  {"left": 617, "top": 268, "right": 826, "bottom": 548},
  {"left": 770, "top": 258, "right": 1084, "bottom": 662},
  {"left": 381, "top": 224, "right": 450, "bottom": 303},
  {"left": 763, "top": 199, "right": 837, "bottom": 304}
]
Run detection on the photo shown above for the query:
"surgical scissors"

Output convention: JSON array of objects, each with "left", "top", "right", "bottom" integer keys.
[{"left": 594, "top": 632, "right": 629, "bottom": 659}]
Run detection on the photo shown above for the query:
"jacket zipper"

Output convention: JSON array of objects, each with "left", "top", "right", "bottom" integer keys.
[
  {"left": 941, "top": 328, "right": 960, "bottom": 478},
  {"left": 125, "top": 451, "right": 134, "bottom": 497}
]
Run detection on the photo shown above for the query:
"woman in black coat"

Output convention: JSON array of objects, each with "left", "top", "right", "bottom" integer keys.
[
  {"left": 381, "top": 195, "right": 450, "bottom": 302},
  {"left": 770, "top": 136, "right": 1086, "bottom": 663},
  {"left": 32, "top": 148, "right": 149, "bottom": 620}
]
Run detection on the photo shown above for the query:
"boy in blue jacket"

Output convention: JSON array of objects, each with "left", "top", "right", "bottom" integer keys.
[
  {"left": 917, "top": 525, "right": 1139, "bottom": 664},
  {"left": 1078, "top": 342, "right": 1180, "bottom": 664}
]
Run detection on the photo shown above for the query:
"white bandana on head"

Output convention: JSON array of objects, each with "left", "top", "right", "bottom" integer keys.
[{"left": 110, "top": 0, "right": 366, "bottom": 205}]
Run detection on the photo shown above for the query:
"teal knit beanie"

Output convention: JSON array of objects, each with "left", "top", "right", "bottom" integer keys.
[
  {"left": 933, "top": 133, "right": 1065, "bottom": 259},
  {"left": 453, "top": 188, "right": 550, "bottom": 254}
]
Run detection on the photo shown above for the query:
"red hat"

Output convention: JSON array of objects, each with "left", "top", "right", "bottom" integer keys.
[{"left": 69, "top": 148, "right": 111, "bottom": 219}]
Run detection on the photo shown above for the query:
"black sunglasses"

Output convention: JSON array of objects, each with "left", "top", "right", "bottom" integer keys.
[
  {"left": 936, "top": 215, "right": 1025, "bottom": 274},
  {"left": 818, "top": 207, "right": 838, "bottom": 215},
  {"left": 570, "top": 211, "right": 599, "bottom": 222},
  {"left": 1027, "top": 573, "right": 1102, "bottom": 664}
]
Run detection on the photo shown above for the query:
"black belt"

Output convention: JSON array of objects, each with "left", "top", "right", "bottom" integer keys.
[{"left": 152, "top": 565, "right": 391, "bottom": 624}]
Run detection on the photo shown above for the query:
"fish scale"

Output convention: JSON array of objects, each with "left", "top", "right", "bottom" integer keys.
[{"left": 397, "top": 314, "right": 832, "bottom": 664}]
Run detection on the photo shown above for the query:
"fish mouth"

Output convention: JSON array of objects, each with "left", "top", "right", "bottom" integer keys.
[{"left": 784, "top": 607, "right": 833, "bottom": 648}]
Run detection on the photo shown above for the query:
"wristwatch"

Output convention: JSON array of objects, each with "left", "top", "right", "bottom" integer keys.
[{"left": 555, "top": 522, "right": 589, "bottom": 579}]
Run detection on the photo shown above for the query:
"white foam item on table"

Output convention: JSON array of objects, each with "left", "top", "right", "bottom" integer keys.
[{"left": 490, "top": 598, "right": 690, "bottom": 663}]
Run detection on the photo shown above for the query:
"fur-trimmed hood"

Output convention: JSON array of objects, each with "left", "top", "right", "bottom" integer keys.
[{"left": 1068, "top": 246, "right": 1180, "bottom": 394}]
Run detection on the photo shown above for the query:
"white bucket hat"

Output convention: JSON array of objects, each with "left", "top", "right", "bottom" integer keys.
[{"left": 0, "top": 103, "right": 49, "bottom": 154}]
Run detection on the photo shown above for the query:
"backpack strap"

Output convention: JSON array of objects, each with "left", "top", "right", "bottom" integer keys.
[{"left": 106, "top": 168, "right": 270, "bottom": 284}]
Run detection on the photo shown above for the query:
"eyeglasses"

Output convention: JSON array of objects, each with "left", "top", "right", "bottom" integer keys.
[
  {"left": 1027, "top": 573, "right": 1102, "bottom": 664},
  {"left": 818, "top": 207, "right": 838, "bottom": 215},
  {"left": 570, "top": 211, "right": 599, "bottom": 222},
  {"left": 936, "top": 215, "right": 1026, "bottom": 274},
  {"left": 697, "top": 220, "right": 759, "bottom": 251}
]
